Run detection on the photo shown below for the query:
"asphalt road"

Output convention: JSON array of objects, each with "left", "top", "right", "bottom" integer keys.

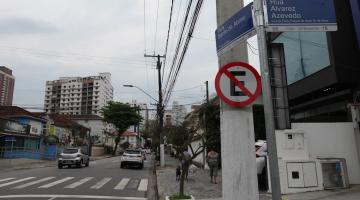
[{"left": 0, "top": 155, "right": 154, "bottom": 200}]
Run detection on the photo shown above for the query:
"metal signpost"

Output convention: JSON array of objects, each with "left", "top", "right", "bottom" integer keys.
[
  {"left": 215, "top": 2, "right": 256, "bottom": 55},
  {"left": 216, "top": 0, "right": 338, "bottom": 199},
  {"left": 252, "top": 0, "right": 338, "bottom": 199}
]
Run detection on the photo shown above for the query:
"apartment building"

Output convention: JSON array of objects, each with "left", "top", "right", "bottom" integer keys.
[
  {"left": 44, "top": 72, "right": 113, "bottom": 116},
  {"left": 0, "top": 66, "right": 15, "bottom": 106}
]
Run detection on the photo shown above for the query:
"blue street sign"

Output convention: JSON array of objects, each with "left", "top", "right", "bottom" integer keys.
[
  {"left": 264, "top": 0, "right": 337, "bottom": 32},
  {"left": 215, "top": 3, "right": 256, "bottom": 54}
]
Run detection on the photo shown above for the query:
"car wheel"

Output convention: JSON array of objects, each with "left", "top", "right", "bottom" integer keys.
[
  {"left": 120, "top": 163, "right": 124, "bottom": 168},
  {"left": 85, "top": 159, "right": 89, "bottom": 167},
  {"left": 58, "top": 164, "right": 63, "bottom": 169},
  {"left": 77, "top": 160, "right": 83, "bottom": 168}
]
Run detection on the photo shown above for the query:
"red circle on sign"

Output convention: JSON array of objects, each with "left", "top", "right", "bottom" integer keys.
[{"left": 215, "top": 62, "right": 261, "bottom": 107}]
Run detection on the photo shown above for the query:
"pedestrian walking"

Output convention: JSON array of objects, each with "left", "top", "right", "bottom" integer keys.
[{"left": 207, "top": 149, "right": 219, "bottom": 184}]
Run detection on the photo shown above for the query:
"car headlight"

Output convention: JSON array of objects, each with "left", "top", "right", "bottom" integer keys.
[
  {"left": 58, "top": 158, "right": 63, "bottom": 160},
  {"left": 75, "top": 157, "right": 81, "bottom": 160}
]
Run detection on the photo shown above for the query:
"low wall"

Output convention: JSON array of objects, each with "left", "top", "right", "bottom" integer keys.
[{"left": 91, "top": 146, "right": 105, "bottom": 157}]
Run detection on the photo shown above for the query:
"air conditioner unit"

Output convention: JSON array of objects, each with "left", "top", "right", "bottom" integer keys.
[{"left": 320, "top": 158, "right": 349, "bottom": 189}]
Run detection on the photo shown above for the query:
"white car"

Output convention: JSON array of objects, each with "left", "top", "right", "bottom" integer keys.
[
  {"left": 255, "top": 140, "right": 267, "bottom": 175},
  {"left": 58, "top": 148, "right": 90, "bottom": 169},
  {"left": 120, "top": 149, "right": 144, "bottom": 169}
]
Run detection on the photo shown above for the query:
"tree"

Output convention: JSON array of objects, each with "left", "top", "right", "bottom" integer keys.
[
  {"left": 101, "top": 101, "right": 142, "bottom": 155},
  {"left": 168, "top": 97, "right": 221, "bottom": 198}
]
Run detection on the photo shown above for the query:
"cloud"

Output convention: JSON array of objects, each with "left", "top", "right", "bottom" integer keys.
[{"left": 0, "top": 18, "right": 58, "bottom": 35}]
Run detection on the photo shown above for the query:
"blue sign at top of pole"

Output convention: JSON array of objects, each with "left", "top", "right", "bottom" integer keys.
[
  {"left": 215, "top": 3, "right": 256, "bottom": 54},
  {"left": 264, "top": 0, "right": 337, "bottom": 32}
]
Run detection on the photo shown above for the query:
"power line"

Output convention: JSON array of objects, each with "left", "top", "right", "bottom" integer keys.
[
  {"left": 0, "top": 45, "right": 155, "bottom": 67},
  {"left": 162, "top": 0, "right": 175, "bottom": 83},
  {"left": 163, "top": 0, "right": 204, "bottom": 107},
  {"left": 163, "top": 0, "right": 194, "bottom": 95},
  {"left": 172, "top": 84, "right": 202, "bottom": 92},
  {"left": 153, "top": 0, "right": 160, "bottom": 53}
]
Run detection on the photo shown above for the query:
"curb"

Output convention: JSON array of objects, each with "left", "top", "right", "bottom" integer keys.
[{"left": 90, "top": 155, "right": 114, "bottom": 161}]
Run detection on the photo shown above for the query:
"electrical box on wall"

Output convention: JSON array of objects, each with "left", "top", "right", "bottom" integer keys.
[
  {"left": 287, "top": 162, "right": 318, "bottom": 188},
  {"left": 276, "top": 129, "right": 309, "bottom": 160}
]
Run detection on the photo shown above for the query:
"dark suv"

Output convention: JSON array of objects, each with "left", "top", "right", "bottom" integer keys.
[{"left": 58, "top": 148, "right": 90, "bottom": 169}]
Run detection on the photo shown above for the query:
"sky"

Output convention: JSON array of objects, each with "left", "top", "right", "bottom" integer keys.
[{"left": 0, "top": 0, "right": 258, "bottom": 112}]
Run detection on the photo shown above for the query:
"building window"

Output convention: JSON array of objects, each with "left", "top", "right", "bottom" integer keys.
[{"left": 272, "top": 32, "right": 330, "bottom": 85}]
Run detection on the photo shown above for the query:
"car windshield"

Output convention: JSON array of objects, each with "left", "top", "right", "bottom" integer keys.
[
  {"left": 124, "top": 150, "right": 141, "bottom": 155},
  {"left": 63, "top": 149, "right": 79, "bottom": 154}
]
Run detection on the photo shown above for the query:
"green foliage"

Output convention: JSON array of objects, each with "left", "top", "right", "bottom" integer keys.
[
  {"left": 101, "top": 101, "right": 143, "bottom": 154},
  {"left": 102, "top": 101, "right": 143, "bottom": 132},
  {"left": 198, "top": 97, "right": 221, "bottom": 153},
  {"left": 120, "top": 141, "right": 130, "bottom": 149},
  {"left": 168, "top": 124, "right": 189, "bottom": 157}
]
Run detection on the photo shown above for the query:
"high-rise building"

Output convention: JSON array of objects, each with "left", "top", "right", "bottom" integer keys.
[
  {"left": 0, "top": 66, "right": 15, "bottom": 106},
  {"left": 44, "top": 72, "right": 113, "bottom": 116},
  {"left": 171, "top": 101, "right": 187, "bottom": 126}
]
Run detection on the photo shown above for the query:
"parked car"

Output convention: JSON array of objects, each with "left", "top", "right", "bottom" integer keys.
[
  {"left": 139, "top": 148, "right": 146, "bottom": 160},
  {"left": 255, "top": 140, "right": 267, "bottom": 175},
  {"left": 58, "top": 147, "right": 90, "bottom": 169},
  {"left": 120, "top": 149, "right": 144, "bottom": 169}
]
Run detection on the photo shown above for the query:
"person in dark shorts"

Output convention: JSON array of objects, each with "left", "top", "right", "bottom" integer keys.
[{"left": 207, "top": 149, "right": 219, "bottom": 184}]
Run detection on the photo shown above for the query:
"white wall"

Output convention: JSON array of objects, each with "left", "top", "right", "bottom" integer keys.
[
  {"left": 28, "top": 120, "right": 43, "bottom": 136},
  {"left": 292, "top": 123, "right": 360, "bottom": 184},
  {"left": 75, "top": 119, "right": 105, "bottom": 143},
  {"left": 189, "top": 139, "right": 206, "bottom": 167}
]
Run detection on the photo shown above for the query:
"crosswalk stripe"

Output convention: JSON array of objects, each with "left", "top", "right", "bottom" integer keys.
[
  {"left": 65, "top": 177, "right": 94, "bottom": 189},
  {"left": 0, "top": 177, "right": 35, "bottom": 188},
  {"left": 137, "top": 179, "right": 148, "bottom": 191},
  {"left": 13, "top": 177, "right": 55, "bottom": 189},
  {"left": 90, "top": 178, "right": 111, "bottom": 189},
  {"left": 38, "top": 177, "right": 74, "bottom": 188},
  {"left": 114, "top": 178, "right": 130, "bottom": 190},
  {"left": 0, "top": 178, "right": 15, "bottom": 183}
]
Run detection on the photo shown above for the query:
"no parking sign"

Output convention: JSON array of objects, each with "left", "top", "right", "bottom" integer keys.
[{"left": 215, "top": 62, "right": 261, "bottom": 107}]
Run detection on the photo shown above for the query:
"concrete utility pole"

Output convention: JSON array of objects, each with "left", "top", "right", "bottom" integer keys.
[
  {"left": 216, "top": 1, "right": 259, "bottom": 199},
  {"left": 144, "top": 54, "right": 166, "bottom": 167},
  {"left": 253, "top": 0, "right": 282, "bottom": 199}
]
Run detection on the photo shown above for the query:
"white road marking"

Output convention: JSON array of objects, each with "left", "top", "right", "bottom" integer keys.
[
  {"left": 0, "top": 178, "right": 15, "bottom": 183},
  {"left": 38, "top": 177, "right": 74, "bottom": 188},
  {"left": 114, "top": 178, "right": 130, "bottom": 190},
  {"left": 137, "top": 179, "right": 148, "bottom": 191},
  {"left": 90, "top": 178, "right": 111, "bottom": 189},
  {"left": 0, "top": 177, "right": 35, "bottom": 188},
  {"left": 48, "top": 197, "right": 56, "bottom": 200},
  {"left": 0, "top": 195, "right": 147, "bottom": 200},
  {"left": 65, "top": 177, "right": 93, "bottom": 189},
  {"left": 13, "top": 177, "right": 55, "bottom": 189}
]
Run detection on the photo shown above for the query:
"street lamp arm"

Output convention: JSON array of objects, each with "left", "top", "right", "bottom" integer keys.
[
  {"left": 134, "top": 86, "right": 159, "bottom": 103},
  {"left": 123, "top": 84, "right": 158, "bottom": 103}
]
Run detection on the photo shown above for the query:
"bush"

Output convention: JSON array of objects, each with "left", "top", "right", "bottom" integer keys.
[{"left": 104, "top": 146, "right": 114, "bottom": 154}]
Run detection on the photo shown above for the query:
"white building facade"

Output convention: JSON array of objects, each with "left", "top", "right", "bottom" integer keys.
[
  {"left": 171, "top": 101, "right": 187, "bottom": 126},
  {"left": 44, "top": 72, "right": 113, "bottom": 116}
]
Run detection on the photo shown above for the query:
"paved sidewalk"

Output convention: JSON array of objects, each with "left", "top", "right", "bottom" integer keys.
[
  {"left": 156, "top": 154, "right": 222, "bottom": 200},
  {"left": 0, "top": 154, "right": 114, "bottom": 171},
  {"left": 156, "top": 154, "right": 360, "bottom": 200}
]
